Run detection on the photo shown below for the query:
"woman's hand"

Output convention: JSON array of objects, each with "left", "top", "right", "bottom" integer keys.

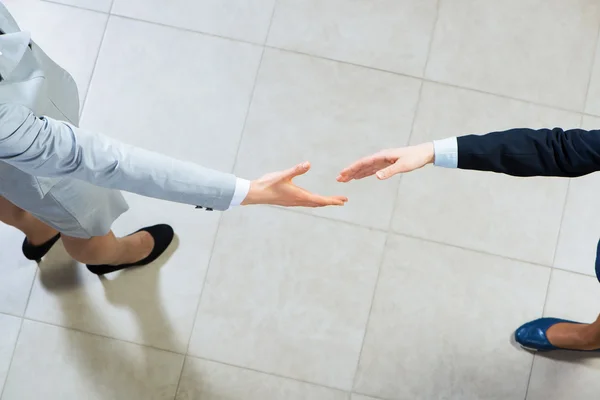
[{"left": 242, "top": 162, "right": 348, "bottom": 207}]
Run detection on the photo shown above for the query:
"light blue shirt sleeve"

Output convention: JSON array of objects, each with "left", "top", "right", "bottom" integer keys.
[
  {"left": 433, "top": 137, "right": 458, "bottom": 168},
  {"left": 0, "top": 103, "right": 241, "bottom": 211}
]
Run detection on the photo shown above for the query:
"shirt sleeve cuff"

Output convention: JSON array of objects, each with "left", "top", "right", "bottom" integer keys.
[
  {"left": 229, "top": 178, "right": 251, "bottom": 208},
  {"left": 433, "top": 137, "right": 458, "bottom": 168}
]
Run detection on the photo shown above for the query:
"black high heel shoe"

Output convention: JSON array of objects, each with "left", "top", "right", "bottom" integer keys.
[
  {"left": 22, "top": 234, "right": 61, "bottom": 262},
  {"left": 86, "top": 224, "right": 174, "bottom": 276}
]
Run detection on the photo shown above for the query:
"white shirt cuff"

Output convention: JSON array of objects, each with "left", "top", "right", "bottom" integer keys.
[
  {"left": 229, "top": 178, "right": 251, "bottom": 208},
  {"left": 433, "top": 137, "right": 458, "bottom": 168}
]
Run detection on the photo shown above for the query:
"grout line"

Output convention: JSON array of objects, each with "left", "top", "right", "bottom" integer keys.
[
  {"left": 14, "top": 317, "right": 351, "bottom": 395},
  {"left": 0, "top": 317, "right": 24, "bottom": 400},
  {"left": 420, "top": 0, "right": 442, "bottom": 77},
  {"left": 547, "top": 177, "right": 573, "bottom": 272},
  {"left": 580, "top": 20, "right": 600, "bottom": 115},
  {"left": 171, "top": 212, "right": 223, "bottom": 390},
  {"left": 398, "top": 230, "right": 550, "bottom": 270},
  {"left": 0, "top": 267, "right": 36, "bottom": 400},
  {"left": 173, "top": 358, "right": 187, "bottom": 398},
  {"left": 184, "top": 353, "right": 351, "bottom": 394},
  {"left": 267, "top": 206, "right": 388, "bottom": 233},
  {"left": 3, "top": 314, "right": 352, "bottom": 397},
  {"left": 262, "top": 0, "right": 279, "bottom": 45},
  {"left": 0, "top": 310, "right": 21, "bottom": 319},
  {"left": 349, "top": 59, "right": 430, "bottom": 389},
  {"left": 261, "top": 44, "right": 591, "bottom": 119},
  {"left": 14, "top": 317, "right": 349, "bottom": 396},
  {"left": 523, "top": 268, "right": 553, "bottom": 400},
  {"left": 34, "top": 0, "right": 600, "bottom": 121},
  {"left": 268, "top": 202, "right": 600, "bottom": 280},
  {"left": 37, "top": 0, "right": 600, "bottom": 120},
  {"left": 172, "top": 40, "right": 269, "bottom": 398},
  {"left": 228, "top": 52, "right": 267, "bottom": 174},
  {"left": 40, "top": 0, "right": 108, "bottom": 15},
  {"left": 109, "top": 0, "right": 115, "bottom": 14},
  {"left": 79, "top": 10, "right": 111, "bottom": 118},
  {"left": 18, "top": 316, "right": 186, "bottom": 355},
  {"left": 0, "top": 263, "right": 38, "bottom": 321},
  {"left": 547, "top": 264, "right": 599, "bottom": 279},
  {"left": 172, "top": 356, "right": 187, "bottom": 400},
  {"left": 352, "top": 390, "right": 394, "bottom": 400},
  {"left": 348, "top": 232, "right": 390, "bottom": 391},
  {"left": 20, "top": 266, "right": 38, "bottom": 326},
  {"left": 522, "top": 144, "right": 575, "bottom": 399},
  {"left": 109, "top": 13, "right": 261, "bottom": 47}
]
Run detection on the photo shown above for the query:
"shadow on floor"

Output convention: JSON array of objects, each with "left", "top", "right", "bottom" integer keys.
[{"left": 33, "top": 235, "right": 202, "bottom": 399}]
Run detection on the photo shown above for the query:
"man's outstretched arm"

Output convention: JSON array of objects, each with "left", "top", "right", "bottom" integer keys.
[{"left": 338, "top": 127, "right": 600, "bottom": 181}]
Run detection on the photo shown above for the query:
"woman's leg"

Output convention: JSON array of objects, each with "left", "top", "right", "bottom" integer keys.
[
  {"left": 61, "top": 230, "right": 154, "bottom": 266},
  {"left": 0, "top": 196, "right": 58, "bottom": 245},
  {"left": 1, "top": 195, "right": 154, "bottom": 266},
  {"left": 546, "top": 314, "right": 600, "bottom": 350}
]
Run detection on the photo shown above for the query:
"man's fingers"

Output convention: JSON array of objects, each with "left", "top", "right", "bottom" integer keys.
[
  {"left": 352, "top": 165, "right": 384, "bottom": 180},
  {"left": 338, "top": 152, "right": 398, "bottom": 182},
  {"left": 338, "top": 155, "right": 380, "bottom": 180},
  {"left": 338, "top": 163, "right": 386, "bottom": 182},
  {"left": 338, "top": 164, "right": 378, "bottom": 182},
  {"left": 376, "top": 163, "right": 403, "bottom": 180}
]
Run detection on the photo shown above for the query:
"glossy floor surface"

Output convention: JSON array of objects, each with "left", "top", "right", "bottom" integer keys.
[{"left": 1, "top": 0, "right": 600, "bottom": 399}]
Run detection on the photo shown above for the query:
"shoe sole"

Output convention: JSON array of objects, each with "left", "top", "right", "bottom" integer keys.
[{"left": 519, "top": 345, "right": 539, "bottom": 352}]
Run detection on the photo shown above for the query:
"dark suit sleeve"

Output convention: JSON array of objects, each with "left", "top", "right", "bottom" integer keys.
[{"left": 457, "top": 128, "right": 600, "bottom": 178}]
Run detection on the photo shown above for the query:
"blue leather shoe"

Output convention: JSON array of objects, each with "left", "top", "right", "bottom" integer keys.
[
  {"left": 515, "top": 318, "right": 581, "bottom": 352},
  {"left": 595, "top": 238, "right": 600, "bottom": 283}
]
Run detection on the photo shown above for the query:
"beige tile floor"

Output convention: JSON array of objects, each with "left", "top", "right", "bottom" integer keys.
[{"left": 1, "top": 0, "right": 600, "bottom": 399}]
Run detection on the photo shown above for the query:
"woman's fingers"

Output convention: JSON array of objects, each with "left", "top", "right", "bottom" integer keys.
[{"left": 293, "top": 185, "right": 348, "bottom": 207}]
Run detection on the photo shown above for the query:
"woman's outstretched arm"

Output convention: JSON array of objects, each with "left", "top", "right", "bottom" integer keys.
[{"left": 0, "top": 103, "right": 347, "bottom": 209}]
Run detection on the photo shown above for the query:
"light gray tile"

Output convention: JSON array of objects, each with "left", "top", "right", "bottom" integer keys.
[
  {"left": 267, "top": 0, "right": 438, "bottom": 77},
  {"left": 0, "top": 314, "right": 21, "bottom": 395},
  {"left": 45, "top": 0, "right": 113, "bottom": 13},
  {"left": 4, "top": 0, "right": 108, "bottom": 105},
  {"left": 25, "top": 193, "right": 220, "bottom": 352},
  {"left": 112, "top": 0, "right": 276, "bottom": 43},
  {"left": 176, "top": 357, "right": 347, "bottom": 400},
  {"left": 0, "top": 224, "right": 36, "bottom": 316},
  {"left": 188, "top": 207, "right": 386, "bottom": 390},
  {"left": 585, "top": 39, "right": 600, "bottom": 115},
  {"left": 553, "top": 116, "right": 600, "bottom": 276},
  {"left": 352, "top": 394, "right": 382, "bottom": 400},
  {"left": 426, "top": 0, "right": 600, "bottom": 110},
  {"left": 2, "top": 320, "right": 183, "bottom": 400},
  {"left": 393, "top": 83, "right": 578, "bottom": 264},
  {"left": 543, "top": 269, "right": 600, "bottom": 322},
  {"left": 82, "top": 16, "right": 262, "bottom": 172},
  {"left": 526, "top": 269, "right": 600, "bottom": 400},
  {"left": 235, "top": 49, "right": 421, "bottom": 229},
  {"left": 354, "top": 235, "right": 550, "bottom": 400}
]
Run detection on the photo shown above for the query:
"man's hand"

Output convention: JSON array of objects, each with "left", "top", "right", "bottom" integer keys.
[
  {"left": 242, "top": 162, "right": 348, "bottom": 207},
  {"left": 337, "top": 142, "right": 434, "bottom": 182}
]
